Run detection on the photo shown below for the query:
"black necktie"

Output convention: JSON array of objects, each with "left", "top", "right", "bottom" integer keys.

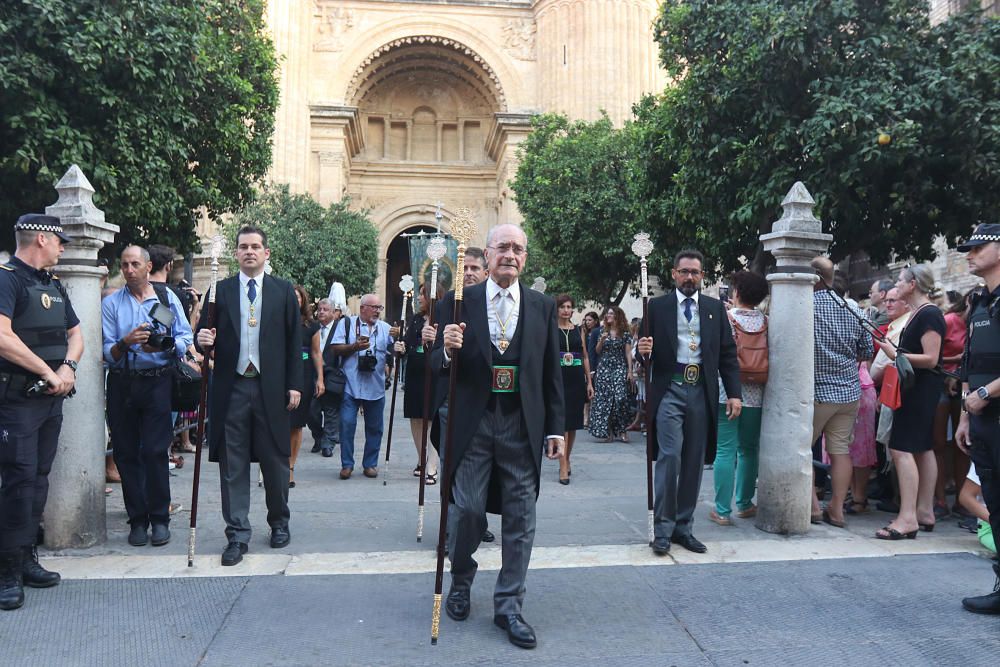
[
  {"left": 247, "top": 278, "right": 257, "bottom": 303},
  {"left": 683, "top": 297, "right": 693, "bottom": 322}
]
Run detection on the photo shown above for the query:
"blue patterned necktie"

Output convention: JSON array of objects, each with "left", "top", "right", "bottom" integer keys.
[
  {"left": 683, "top": 297, "right": 693, "bottom": 322},
  {"left": 247, "top": 278, "right": 257, "bottom": 303}
]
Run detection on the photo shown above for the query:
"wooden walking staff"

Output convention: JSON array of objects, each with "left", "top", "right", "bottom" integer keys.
[
  {"left": 188, "top": 235, "right": 224, "bottom": 567},
  {"left": 384, "top": 275, "right": 415, "bottom": 486},
  {"left": 417, "top": 235, "right": 447, "bottom": 542},
  {"left": 632, "top": 232, "right": 655, "bottom": 546},
  {"left": 430, "top": 208, "right": 475, "bottom": 645}
]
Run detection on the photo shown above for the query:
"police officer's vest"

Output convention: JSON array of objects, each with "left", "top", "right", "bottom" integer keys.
[
  {"left": 967, "top": 289, "right": 1000, "bottom": 390},
  {"left": 2, "top": 263, "right": 69, "bottom": 363}
]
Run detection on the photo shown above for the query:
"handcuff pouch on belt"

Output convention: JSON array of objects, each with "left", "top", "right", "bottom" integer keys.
[{"left": 491, "top": 365, "right": 519, "bottom": 393}]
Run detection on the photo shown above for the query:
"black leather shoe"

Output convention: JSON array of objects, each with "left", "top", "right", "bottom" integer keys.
[
  {"left": 482, "top": 529, "right": 495, "bottom": 543},
  {"left": 493, "top": 613, "right": 537, "bottom": 649},
  {"left": 321, "top": 447, "right": 333, "bottom": 458},
  {"left": 311, "top": 442, "right": 322, "bottom": 453},
  {"left": 22, "top": 546, "right": 60, "bottom": 588},
  {"left": 0, "top": 550, "right": 25, "bottom": 610},
  {"left": 128, "top": 523, "right": 148, "bottom": 547},
  {"left": 673, "top": 534, "right": 707, "bottom": 554},
  {"left": 962, "top": 565, "right": 1000, "bottom": 615},
  {"left": 651, "top": 537, "right": 671, "bottom": 555},
  {"left": 221, "top": 541, "right": 248, "bottom": 566},
  {"left": 445, "top": 588, "right": 470, "bottom": 621},
  {"left": 270, "top": 526, "right": 291, "bottom": 549},
  {"left": 150, "top": 524, "right": 170, "bottom": 547}
]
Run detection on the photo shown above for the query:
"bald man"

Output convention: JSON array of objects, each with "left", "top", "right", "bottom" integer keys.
[{"left": 330, "top": 293, "right": 395, "bottom": 478}]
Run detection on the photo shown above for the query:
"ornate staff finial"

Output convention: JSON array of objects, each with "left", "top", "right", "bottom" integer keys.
[
  {"left": 631, "top": 232, "right": 654, "bottom": 297},
  {"left": 399, "top": 274, "right": 414, "bottom": 294},
  {"left": 531, "top": 276, "right": 547, "bottom": 293},
  {"left": 450, "top": 209, "right": 476, "bottom": 302}
]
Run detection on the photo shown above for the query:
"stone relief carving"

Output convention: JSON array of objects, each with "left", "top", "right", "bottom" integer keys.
[
  {"left": 502, "top": 18, "right": 536, "bottom": 61},
  {"left": 313, "top": 2, "right": 354, "bottom": 52}
]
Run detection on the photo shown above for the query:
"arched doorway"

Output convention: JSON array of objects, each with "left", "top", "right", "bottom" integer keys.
[{"left": 384, "top": 224, "right": 436, "bottom": 326}]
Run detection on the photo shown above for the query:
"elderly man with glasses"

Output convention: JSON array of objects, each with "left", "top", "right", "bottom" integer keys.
[{"left": 329, "top": 293, "right": 396, "bottom": 479}]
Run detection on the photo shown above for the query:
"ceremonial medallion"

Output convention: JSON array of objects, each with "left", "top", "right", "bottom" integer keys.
[
  {"left": 689, "top": 341, "right": 697, "bottom": 351},
  {"left": 249, "top": 317, "right": 258, "bottom": 327},
  {"left": 498, "top": 338, "right": 509, "bottom": 352},
  {"left": 683, "top": 364, "right": 700, "bottom": 384},
  {"left": 562, "top": 352, "right": 575, "bottom": 367}
]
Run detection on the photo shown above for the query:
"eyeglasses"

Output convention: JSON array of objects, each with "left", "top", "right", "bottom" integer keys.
[
  {"left": 675, "top": 269, "right": 702, "bottom": 277},
  {"left": 362, "top": 304, "right": 384, "bottom": 311},
  {"left": 489, "top": 243, "right": 526, "bottom": 256},
  {"left": 884, "top": 298, "right": 900, "bottom": 304}
]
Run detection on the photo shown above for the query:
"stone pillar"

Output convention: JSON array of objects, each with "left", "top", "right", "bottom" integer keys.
[
  {"left": 43, "top": 165, "right": 119, "bottom": 549},
  {"left": 755, "top": 182, "right": 832, "bottom": 535}
]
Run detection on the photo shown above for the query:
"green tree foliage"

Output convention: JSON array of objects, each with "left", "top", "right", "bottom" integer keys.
[
  {"left": 226, "top": 185, "right": 379, "bottom": 300},
  {"left": 512, "top": 113, "right": 643, "bottom": 306},
  {"left": 635, "top": 0, "right": 1000, "bottom": 271},
  {"left": 0, "top": 0, "right": 279, "bottom": 253}
]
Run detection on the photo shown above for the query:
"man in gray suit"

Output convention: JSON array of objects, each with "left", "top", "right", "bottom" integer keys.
[
  {"left": 433, "top": 224, "right": 565, "bottom": 649},
  {"left": 637, "top": 249, "right": 742, "bottom": 556},
  {"left": 196, "top": 226, "right": 302, "bottom": 566}
]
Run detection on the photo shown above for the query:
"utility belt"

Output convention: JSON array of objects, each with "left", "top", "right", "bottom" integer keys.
[
  {"left": 109, "top": 366, "right": 172, "bottom": 378},
  {"left": 560, "top": 351, "right": 583, "bottom": 367},
  {"left": 670, "top": 363, "right": 702, "bottom": 385},
  {"left": 491, "top": 365, "right": 520, "bottom": 393}
]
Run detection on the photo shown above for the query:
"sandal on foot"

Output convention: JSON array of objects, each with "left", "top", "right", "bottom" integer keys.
[
  {"left": 918, "top": 522, "right": 935, "bottom": 532},
  {"left": 425, "top": 472, "right": 437, "bottom": 486},
  {"left": 822, "top": 509, "right": 846, "bottom": 529},
  {"left": 845, "top": 500, "right": 870, "bottom": 515},
  {"left": 811, "top": 513, "right": 823, "bottom": 525},
  {"left": 876, "top": 526, "right": 917, "bottom": 540},
  {"left": 412, "top": 466, "right": 423, "bottom": 478}
]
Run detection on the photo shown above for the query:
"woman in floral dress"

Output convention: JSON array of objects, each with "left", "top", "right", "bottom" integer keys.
[{"left": 589, "top": 306, "right": 634, "bottom": 442}]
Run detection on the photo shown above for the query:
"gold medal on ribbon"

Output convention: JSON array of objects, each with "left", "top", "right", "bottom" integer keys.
[{"left": 498, "top": 338, "right": 509, "bottom": 352}]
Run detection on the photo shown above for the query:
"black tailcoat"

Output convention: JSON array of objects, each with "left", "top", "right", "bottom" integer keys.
[
  {"left": 198, "top": 273, "right": 302, "bottom": 462},
  {"left": 643, "top": 292, "right": 742, "bottom": 464}
]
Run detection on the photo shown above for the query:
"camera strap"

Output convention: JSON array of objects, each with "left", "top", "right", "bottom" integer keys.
[{"left": 354, "top": 316, "right": 378, "bottom": 352}]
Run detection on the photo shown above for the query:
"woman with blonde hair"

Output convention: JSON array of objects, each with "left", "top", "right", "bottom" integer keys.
[
  {"left": 589, "top": 306, "right": 634, "bottom": 443},
  {"left": 875, "top": 264, "right": 945, "bottom": 539}
]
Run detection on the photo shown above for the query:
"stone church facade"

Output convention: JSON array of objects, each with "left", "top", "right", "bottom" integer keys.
[{"left": 258, "top": 0, "right": 665, "bottom": 307}]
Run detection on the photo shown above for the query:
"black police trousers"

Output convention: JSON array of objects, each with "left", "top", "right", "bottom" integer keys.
[
  {"left": 107, "top": 373, "right": 173, "bottom": 527},
  {"left": 0, "top": 391, "right": 62, "bottom": 550},
  {"left": 970, "top": 410, "right": 1000, "bottom": 544}
]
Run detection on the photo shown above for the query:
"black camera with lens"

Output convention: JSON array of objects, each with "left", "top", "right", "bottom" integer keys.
[
  {"left": 357, "top": 351, "right": 378, "bottom": 373},
  {"left": 145, "top": 303, "right": 176, "bottom": 353}
]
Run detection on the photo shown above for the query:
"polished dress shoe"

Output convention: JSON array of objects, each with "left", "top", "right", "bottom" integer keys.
[
  {"left": 651, "top": 537, "right": 671, "bottom": 555},
  {"left": 311, "top": 442, "right": 322, "bottom": 453},
  {"left": 221, "top": 541, "right": 248, "bottom": 566},
  {"left": 339, "top": 467, "right": 353, "bottom": 480},
  {"left": 493, "top": 613, "right": 537, "bottom": 649},
  {"left": 21, "top": 545, "right": 59, "bottom": 588},
  {"left": 321, "top": 447, "right": 333, "bottom": 458},
  {"left": 673, "top": 534, "right": 707, "bottom": 554},
  {"left": 962, "top": 565, "right": 1000, "bottom": 615},
  {"left": 128, "top": 523, "right": 148, "bottom": 547},
  {"left": 482, "top": 529, "right": 495, "bottom": 543},
  {"left": 363, "top": 467, "right": 378, "bottom": 478},
  {"left": 445, "top": 588, "right": 470, "bottom": 621},
  {"left": 270, "top": 526, "right": 291, "bottom": 549},
  {"left": 150, "top": 524, "right": 170, "bottom": 547}
]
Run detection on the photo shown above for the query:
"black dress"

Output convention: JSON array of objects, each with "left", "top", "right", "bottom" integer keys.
[
  {"left": 889, "top": 305, "right": 945, "bottom": 453},
  {"left": 290, "top": 320, "right": 320, "bottom": 429},
  {"left": 403, "top": 313, "right": 429, "bottom": 419},
  {"left": 560, "top": 325, "right": 587, "bottom": 431}
]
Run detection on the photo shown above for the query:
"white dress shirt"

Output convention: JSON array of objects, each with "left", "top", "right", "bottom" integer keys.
[{"left": 486, "top": 277, "right": 521, "bottom": 352}]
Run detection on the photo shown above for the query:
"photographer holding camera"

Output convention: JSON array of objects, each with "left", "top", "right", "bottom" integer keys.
[
  {"left": 329, "top": 293, "right": 397, "bottom": 479},
  {"left": 102, "top": 246, "right": 193, "bottom": 548},
  {"left": 0, "top": 214, "right": 82, "bottom": 612}
]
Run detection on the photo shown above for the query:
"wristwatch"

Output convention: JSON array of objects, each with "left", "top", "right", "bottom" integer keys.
[
  {"left": 977, "top": 386, "right": 991, "bottom": 401},
  {"left": 61, "top": 359, "right": 78, "bottom": 372}
]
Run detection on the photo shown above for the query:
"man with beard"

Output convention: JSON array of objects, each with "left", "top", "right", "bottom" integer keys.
[{"left": 636, "top": 249, "right": 741, "bottom": 555}]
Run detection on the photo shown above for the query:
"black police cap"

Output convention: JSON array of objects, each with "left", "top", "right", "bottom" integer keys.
[
  {"left": 14, "top": 213, "right": 72, "bottom": 243},
  {"left": 958, "top": 223, "right": 1000, "bottom": 252}
]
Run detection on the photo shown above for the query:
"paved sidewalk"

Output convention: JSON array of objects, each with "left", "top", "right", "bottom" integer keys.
[{"left": 3, "top": 555, "right": 998, "bottom": 666}]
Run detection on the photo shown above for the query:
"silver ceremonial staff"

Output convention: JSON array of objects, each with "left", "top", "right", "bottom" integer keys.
[
  {"left": 384, "top": 274, "right": 414, "bottom": 486},
  {"left": 631, "top": 232, "right": 655, "bottom": 546},
  {"left": 417, "top": 235, "right": 446, "bottom": 542}
]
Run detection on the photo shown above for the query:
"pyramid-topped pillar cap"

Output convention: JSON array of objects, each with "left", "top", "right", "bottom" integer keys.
[
  {"left": 45, "top": 165, "right": 119, "bottom": 252},
  {"left": 773, "top": 181, "right": 821, "bottom": 234}
]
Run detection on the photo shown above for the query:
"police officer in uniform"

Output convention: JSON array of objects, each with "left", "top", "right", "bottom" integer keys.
[
  {"left": 0, "top": 214, "right": 82, "bottom": 611},
  {"left": 956, "top": 223, "right": 1000, "bottom": 615}
]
